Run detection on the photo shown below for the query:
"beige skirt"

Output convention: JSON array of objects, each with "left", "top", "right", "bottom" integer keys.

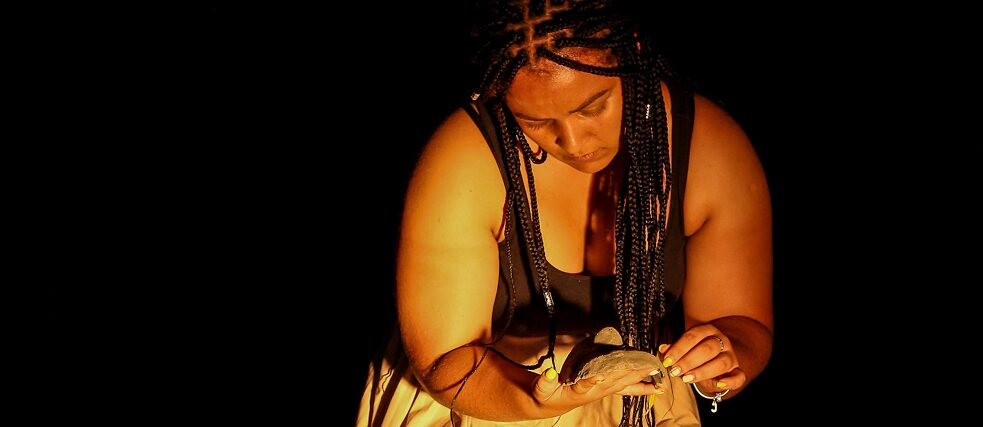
[{"left": 356, "top": 334, "right": 701, "bottom": 427}]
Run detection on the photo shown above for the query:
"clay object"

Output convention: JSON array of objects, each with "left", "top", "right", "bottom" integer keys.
[{"left": 558, "top": 327, "right": 666, "bottom": 386}]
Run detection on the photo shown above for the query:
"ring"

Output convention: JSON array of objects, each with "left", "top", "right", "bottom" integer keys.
[{"left": 709, "top": 335, "right": 725, "bottom": 351}]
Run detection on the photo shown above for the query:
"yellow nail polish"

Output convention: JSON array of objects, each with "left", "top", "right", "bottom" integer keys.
[
  {"left": 716, "top": 381, "right": 727, "bottom": 389},
  {"left": 658, "top": 344, "right": 669, "bottom": 354},
  {"left": 648, "top": 369, "right": 661, "bottom": 376},
  {"left": 662, "top": 357, "right": 673, "bottom": 368},
  {"left": 669, "top": 366, "right": 681, "bottom": 377},
  {"left": 654, "top": 388, "right": 666, "bottom": 395},
  {"left": 682, "top": 374, "right": 695, "bottom": 383},
  {"left": 545, "top": 368, "right": 557, "bottom": 381}
]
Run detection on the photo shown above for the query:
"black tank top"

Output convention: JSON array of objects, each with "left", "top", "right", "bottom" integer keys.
[{"left": 464, "top": 84, "right": 695, "bottom": 338}]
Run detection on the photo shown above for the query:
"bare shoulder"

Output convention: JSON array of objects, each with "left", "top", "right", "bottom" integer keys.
[
  {"left": 418, "top": 108, "right": 498, "bottom": 173},
  {"left": 404, "top": 108, "right": 505, "bottom": 240},
  {"left": 683, "top": 95, "right": 770, "bottom": 235},
  {"left": 693, "top": 95, "right": 757, "bottom": 161}
]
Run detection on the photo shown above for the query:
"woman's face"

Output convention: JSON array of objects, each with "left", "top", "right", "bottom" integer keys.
[{"left": 505, "top": 59, "right": 623, "bottom": 174}]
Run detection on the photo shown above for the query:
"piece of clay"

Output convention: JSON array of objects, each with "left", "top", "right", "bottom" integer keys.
[{"left": 558, "top": 327, "right": 666, "bottom": 386}]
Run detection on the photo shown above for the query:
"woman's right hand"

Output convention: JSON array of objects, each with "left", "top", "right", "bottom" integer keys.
[{"left": 531, "top": 365, "right": 666, "bottom": 412}]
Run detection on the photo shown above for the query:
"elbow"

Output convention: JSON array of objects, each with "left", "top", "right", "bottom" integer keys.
[{"left": 405, "top": 347, "right": 472, "bottom": 406}]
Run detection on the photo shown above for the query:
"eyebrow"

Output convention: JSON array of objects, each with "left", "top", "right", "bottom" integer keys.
[{"left": 513, "top": 87, "right": 613, "bottom": 121}]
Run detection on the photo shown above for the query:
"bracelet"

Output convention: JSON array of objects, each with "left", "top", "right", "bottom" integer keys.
[{"left": 692, "top": 383, "right": 729, "bottom": 413}]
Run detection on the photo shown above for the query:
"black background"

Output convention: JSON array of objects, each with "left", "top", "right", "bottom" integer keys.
[{"left": 45, "top": 2, "right": 973, "bottom": 425}]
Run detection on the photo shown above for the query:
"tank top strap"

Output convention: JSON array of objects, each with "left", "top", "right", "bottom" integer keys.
[
  {"left": 667, "top": 82, "right": 694, "bottom": 210},
  {"left": 463, "top": 102, "right": 511, "bottom": 192}
]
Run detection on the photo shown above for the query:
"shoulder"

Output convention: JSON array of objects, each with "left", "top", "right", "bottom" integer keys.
[
  {"left": 683, "top": 95, "right": 769, "bottom": 235},
  {"left": 689, "top": 95, "right": 763, "bottom": 185},
  {"left": 691, "top": 95, "right": 748, "bottom": 148},
  {"left": 403, "top": 107, "right": 506, "bottom": 238},
  {"left": 418, "top": 107, "right": 495, "bottom": 171},
  {"left": 410, "top": 107, "right": 504, "bottom": 197}
]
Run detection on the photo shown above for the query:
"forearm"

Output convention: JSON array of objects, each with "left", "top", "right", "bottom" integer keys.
[
  {"left": 710, "top": 315, "right": 773, "bottom": 398},
  {"left": 415, "top": 345, "right": 560, "bottom": 421}
]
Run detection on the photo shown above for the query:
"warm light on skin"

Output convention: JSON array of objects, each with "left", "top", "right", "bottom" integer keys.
[{"left": 504, "top": 59, "right": 624, "bottom": 175}]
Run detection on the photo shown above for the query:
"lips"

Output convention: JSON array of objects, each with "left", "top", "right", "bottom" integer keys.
[{"left": 568, "top": 149, "right": 600, "bottom": 162}]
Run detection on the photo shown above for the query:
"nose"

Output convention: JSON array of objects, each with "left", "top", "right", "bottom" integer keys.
[{"left": 554, "top": 120, "right": 587, "bottom": 156}]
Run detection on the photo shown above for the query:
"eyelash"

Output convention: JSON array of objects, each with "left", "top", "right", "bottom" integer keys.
[
  {"left": 522, "top": 103, "right": 607, "bottom": 131},
  {"left": 580, "top": 104, "right": 606, "bottom": 117}
]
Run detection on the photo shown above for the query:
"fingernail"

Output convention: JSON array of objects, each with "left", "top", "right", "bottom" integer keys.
[
  {"left": 654, "top": 388, "right": 666, "bottom": 395},
  {"left": 658, "top": 344, "right": 669, "bottom": 354},
  {"left": 545, "top": 368, "right": 557, "bottom": 381},
  {"left": 662, "top": 357, "right": 673, "bottom": 368},
  {"left": 682, "top": 374, "right": 695, "bottom": 383},
  {"left": 716, "top": 381, "right": 728, "bottom": 389},
  {"left": 648, "top": 369, "right": 661, "bottom": 376},
  {"left": 669, "top": 366, "right": 681, "bottom": 377}
]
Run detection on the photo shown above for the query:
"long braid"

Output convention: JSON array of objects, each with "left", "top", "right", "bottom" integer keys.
[
  {"left": 639, "top": 40, "right": 672, "bottom": 341},
  {"left": 621, "top": 72, "right": 643, "bottom": 348},
  {"left": 467, "top": 2, "right": 678, "bottom": 424},
  {"left": 628, "top": 43, "right": 659, "bottom": 351},
  {"left": 498, "top": 97, "right": 557, "bottom": 365}
]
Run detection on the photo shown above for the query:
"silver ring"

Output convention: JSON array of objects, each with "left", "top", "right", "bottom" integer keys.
[{"left": 710, "top": 335, "right": 725, "bottom": 351}]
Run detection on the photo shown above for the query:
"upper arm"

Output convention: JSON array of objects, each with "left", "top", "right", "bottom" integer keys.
[
  {"left": 682, "top": 96, "right": 773, "bottom": 331},
  {"left": 396, "top": 108, "right": 506, "bottom": 382}
]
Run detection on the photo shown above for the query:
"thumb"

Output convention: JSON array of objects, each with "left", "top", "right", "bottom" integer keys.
[{"left": 533, "top": 367, "right": 561, "bottom": 402}]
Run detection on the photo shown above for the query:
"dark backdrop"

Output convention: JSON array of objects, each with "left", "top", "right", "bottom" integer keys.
[{"left": 47, "top": 2, "right": 966, "bottom": 425}]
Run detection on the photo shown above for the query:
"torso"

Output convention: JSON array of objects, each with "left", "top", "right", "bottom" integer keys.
[
  {"left": 517, "top": 156, "right": 621, "bottom": 276},
  {"left": 484, "top": 84, "right": 679, "bottom": 366}
]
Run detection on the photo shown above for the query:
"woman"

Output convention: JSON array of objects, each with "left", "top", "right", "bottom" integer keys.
[{"left": 359, "top": 1, "right": 772, "bottom": 425}]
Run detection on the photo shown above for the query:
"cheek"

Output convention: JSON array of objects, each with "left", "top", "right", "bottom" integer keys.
[
  {"left": 520, "top": 127, "right": 552, "bottom": 148},
  {"left": 600, "top": 106, "right": 623, "bottom": 143}
]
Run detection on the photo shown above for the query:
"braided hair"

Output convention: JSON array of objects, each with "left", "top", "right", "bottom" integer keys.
[{"left": 468, "top": 1, "right": 678, "bottom": 424}]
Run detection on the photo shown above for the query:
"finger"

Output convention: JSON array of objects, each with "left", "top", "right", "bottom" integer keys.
[
  {"left": 691, "top": 368, "right": 747, "bottom": 401},
  {"left": 569, "top": 373, "right": 608, "bottom": 395},
  {"left": 532, "top": 367, "right": 561, "bottom": 402},
  {"left": 614, "top": 381, "right": 662, "bottom": 396},
  {"left": 612, "top": 366, "right": 671, "bottom": 399},
  {"left": 601, "top": 365, "right": 661, "bottom": 389},
  {"left": 574, "top": 364, "right": 644, "bottom": 393},
  {"left": 667, "top": 336, "right": 731, "bottom": 379},
  {"left": 676, "top": 352, "right": 737, "bottom": 385},
  {"left": 636, "top": 366, "right": 665, "bottom": 385},
  {"left": 693, "top": 377, "right": 729, "bottom": 394},
  {"left": 713, "top": 368, "right": 748, "bottom": 391},
  {"left": 661, "top": 325, "right": 728, "bottom": 370}
]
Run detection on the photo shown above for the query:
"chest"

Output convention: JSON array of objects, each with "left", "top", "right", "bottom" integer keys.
[{"left": 531, "top": 166, "right": 620, "bottom": 276}]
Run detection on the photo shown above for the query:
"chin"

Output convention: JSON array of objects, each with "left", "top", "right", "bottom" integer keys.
[
  {"left": 569, "top": 162, "right": 606, "bottom": 174},
  {"left": 565, "top": 156, "right": 613, "bottom": 174}
]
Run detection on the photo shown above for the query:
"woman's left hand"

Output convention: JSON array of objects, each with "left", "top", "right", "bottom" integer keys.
[{"left": 659, "top": 323, "right": 746, "bottom": 396}]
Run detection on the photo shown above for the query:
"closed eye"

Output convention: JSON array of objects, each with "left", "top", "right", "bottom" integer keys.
[
  {"left": 580, "top": 103, "right": 607, "bottom": 117},
  {"left": 524, "top": 120, "right": 549, "bottom": 130}
]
